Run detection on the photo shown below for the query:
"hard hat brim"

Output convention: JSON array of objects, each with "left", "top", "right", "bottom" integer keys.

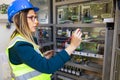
[{"left": 33, "top": 7, "right": 39, "bottom": 12}]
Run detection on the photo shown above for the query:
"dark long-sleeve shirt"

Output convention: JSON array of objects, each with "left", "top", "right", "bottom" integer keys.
[{"left": 8, "top": 41, "right": 70, "bottom": 74}]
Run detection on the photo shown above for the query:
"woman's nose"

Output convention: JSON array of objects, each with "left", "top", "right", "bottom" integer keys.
[{"left": 35, "top": 19, "right": 39, "bottom": 26}]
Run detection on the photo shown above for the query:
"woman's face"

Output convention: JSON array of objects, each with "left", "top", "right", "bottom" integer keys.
[{"left": 27, "top": 10, "right": 39, "bottom": 32}]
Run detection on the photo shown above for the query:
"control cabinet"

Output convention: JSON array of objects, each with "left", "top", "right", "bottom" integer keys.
[
  {"left": 53, "top": 23, "right": 114, "bottom": 80},
  {"left": 110, "top": 0, "right": 120, "bottom": 80},
  {"left": 36, "top": 24, "right": 54, "bottom": 52},
  {"left": 52, "top": 0, "right": 114, "bottom": 80},
  {"left": 34, "top": 0, "right": 115, "bottom": 80}
]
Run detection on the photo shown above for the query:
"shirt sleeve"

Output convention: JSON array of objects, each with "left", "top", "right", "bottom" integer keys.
[{"left": 9, "top": 41, "right": 70, "bottom": 74}]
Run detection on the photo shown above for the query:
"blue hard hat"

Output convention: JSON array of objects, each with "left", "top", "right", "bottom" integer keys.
[{"left": 7, "top": 0, "right": 39, "bottom": 23}]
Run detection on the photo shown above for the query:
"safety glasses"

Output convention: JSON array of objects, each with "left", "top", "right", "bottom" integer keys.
[{"left": 27, "top": 16, "right": 38, "bottom": 22}]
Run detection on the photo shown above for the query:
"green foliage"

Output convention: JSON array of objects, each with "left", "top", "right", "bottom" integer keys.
[{"left": 0, "top": 4, "right": 9, "bottom": 14}]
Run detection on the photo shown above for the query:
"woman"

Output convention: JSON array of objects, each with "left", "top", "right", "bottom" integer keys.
[{"left": 6, "top": 0, "right": 82, "bottom": 80}]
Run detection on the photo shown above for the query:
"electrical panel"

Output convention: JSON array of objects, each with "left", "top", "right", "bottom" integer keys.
[{"left": 52, "top": 0, "right": 114, "bottom": 80}]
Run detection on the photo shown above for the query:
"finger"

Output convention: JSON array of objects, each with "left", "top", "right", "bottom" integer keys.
[
  {"left": 78, "top": 32, "right": 82, "bottom": 37},
  {"left": 74, "top": 28, "right": 81, "bottom": 34},
  {"left": 80, "top": 32, "right": 82, "bottom": 37},
  {"left": 78, "top": 33, "right": 82, "bottom": 39},
  {"left": 75, "top": 30, "right": 82, "bottom": 37}
]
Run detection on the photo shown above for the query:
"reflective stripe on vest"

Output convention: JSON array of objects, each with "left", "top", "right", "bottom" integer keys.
[{"left": 6, "top": 35, "right": 51, "bottom": 80}]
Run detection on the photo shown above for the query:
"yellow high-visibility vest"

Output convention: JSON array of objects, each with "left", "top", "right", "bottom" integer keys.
[{"left": 6, "top": 35, "right": 51, "bottom": 80}]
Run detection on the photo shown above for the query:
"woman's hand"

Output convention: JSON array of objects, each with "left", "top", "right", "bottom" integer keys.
[
  {"left": 70, "top": 28, "right": 82, "bottom": 49},
  {"left": 43, "top": 50, "right": 54, "bottom": 59},
  {"left": 65, "top": 28, "right": 82, "bottom": 55}
]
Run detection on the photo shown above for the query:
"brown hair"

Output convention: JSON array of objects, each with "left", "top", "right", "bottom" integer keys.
[{"left": 11, "top": 9, "right": 34, "bottom": 43}]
